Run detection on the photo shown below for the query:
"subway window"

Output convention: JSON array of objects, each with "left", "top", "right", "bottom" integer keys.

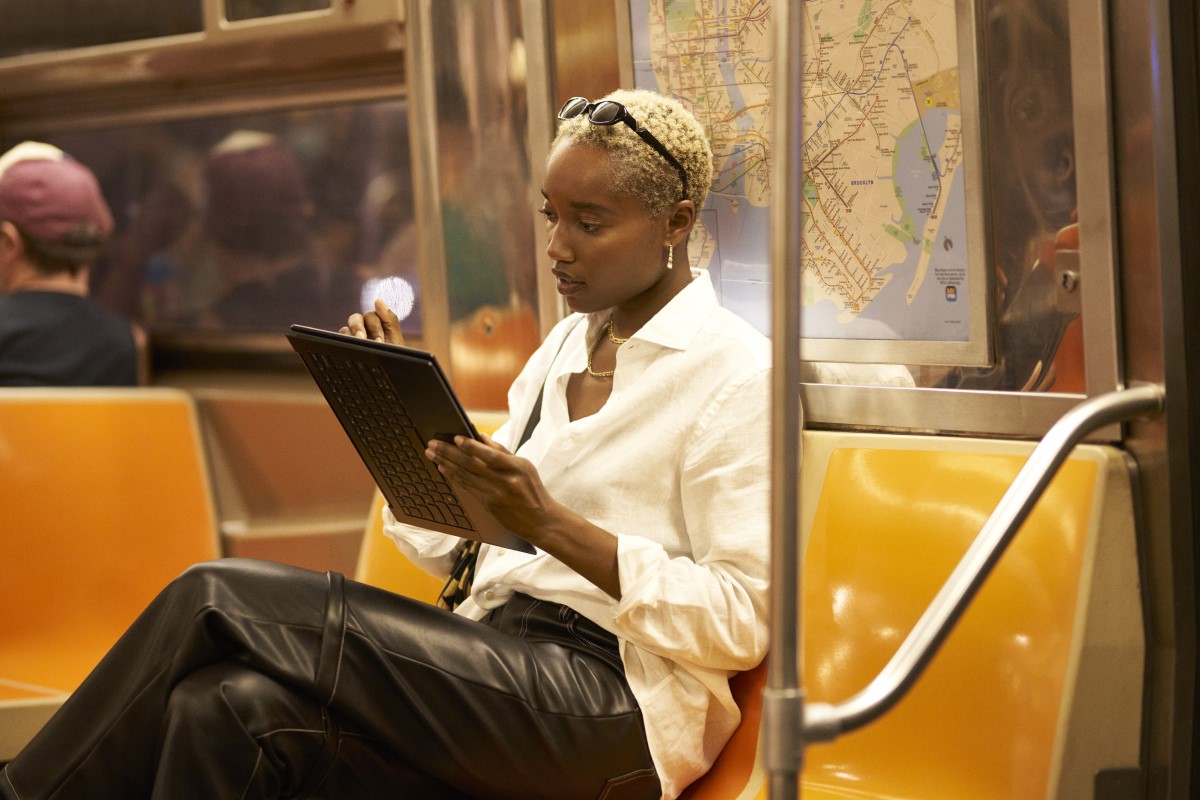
[
  {"left": 225, "top": 0, "right": 332, "bottom": 21},
  {"left": 4, "top": 97, "right": 419, "bottom": 343},
  {"left": 0, "top": 0, "right": 204, "bottom": 58}
]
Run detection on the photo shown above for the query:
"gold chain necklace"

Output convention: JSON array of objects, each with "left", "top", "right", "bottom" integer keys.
[
  {"left": 606, "top": 317, "right": 630, "bottom": 345},
  {"left": 587, "top": 317, "right": 630, "bottom": 379},
  {"left": 586, "top": 333, "right": 614, "bottom": 378}
]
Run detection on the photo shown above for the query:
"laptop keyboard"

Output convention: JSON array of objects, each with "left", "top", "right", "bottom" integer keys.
[{"left": 308, "top": 352, "right": 475, "bottom": 532}]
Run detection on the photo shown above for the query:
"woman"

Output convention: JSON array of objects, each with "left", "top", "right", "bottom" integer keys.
[{"left": 1, "top": 89, "right": 769, "bottom": 800}]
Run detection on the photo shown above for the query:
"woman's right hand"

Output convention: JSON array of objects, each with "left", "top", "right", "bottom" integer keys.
[{"left": 341, "top": 297, "right": 406, "bottom": 345}]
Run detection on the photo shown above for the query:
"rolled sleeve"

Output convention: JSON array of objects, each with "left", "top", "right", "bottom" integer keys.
[
  {"left": 381, "top": 503, "right": 464, "bottom": 576},
  {"left": 614, "top": 370, "right": 770, "bottom": 672}
]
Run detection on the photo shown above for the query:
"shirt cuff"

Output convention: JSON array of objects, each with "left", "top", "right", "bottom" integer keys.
[
  {"left": 613, "top": 533, "right": 668, "bottom": 620},
  {"left": 381, "top": 503, "right": 463, "bottom": 559}
]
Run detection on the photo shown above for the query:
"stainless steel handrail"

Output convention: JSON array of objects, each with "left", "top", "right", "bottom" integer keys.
[{"left": 799, "top": 383, "right": 1164, "bottom": 747}]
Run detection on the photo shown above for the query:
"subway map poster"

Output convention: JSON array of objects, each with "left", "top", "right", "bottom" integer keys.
[{"left": 630, "top": 0, "right": 988, "bottom": 365}]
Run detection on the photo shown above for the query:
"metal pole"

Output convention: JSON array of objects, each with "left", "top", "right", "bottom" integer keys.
[{"left": 764, "top": 0, "right": 805, "bottom": 797}]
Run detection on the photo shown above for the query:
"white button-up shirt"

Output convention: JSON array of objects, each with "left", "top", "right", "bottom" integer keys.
[{"left": 383, "top": 270, "right": 772, "bottom": 798}]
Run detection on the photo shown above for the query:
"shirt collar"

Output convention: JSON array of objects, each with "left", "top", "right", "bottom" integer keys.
[{"left": 585, "top": 268, "right": 717, "bottom": 352}]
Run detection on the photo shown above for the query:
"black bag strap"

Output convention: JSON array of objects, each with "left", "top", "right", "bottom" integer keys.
[
  {"left": 436, "top": 316, "right": 583, "bottom": 611},
  {"left": 513, "top": 314, "right": 581, "bottom": 453}
]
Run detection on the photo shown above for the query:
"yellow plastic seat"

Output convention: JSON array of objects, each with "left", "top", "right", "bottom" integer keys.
[
  {"left": 801, "top": 445, "right": 1096, "bottom": 798},
  {"left": 681, "top": 431, "right": 1143, "bottom": 800},
  {"left": 353, "top": 490, "right": 444, "bottom": 604},
  {"left": 348, "top": 424, "right": 1143, "bottom": 799},
  {"left": 0, "top": 388, "right": 221, "bottom": 760}
]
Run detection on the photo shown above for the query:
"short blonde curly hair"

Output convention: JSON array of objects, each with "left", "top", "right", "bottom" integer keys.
[{"left": 551, "top": 88, "right": 713, "bottom": 218}]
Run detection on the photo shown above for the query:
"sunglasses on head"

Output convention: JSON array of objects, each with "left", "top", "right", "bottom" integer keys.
[{"left": 557, "top": 96, "right": 690, "bottom": 202}]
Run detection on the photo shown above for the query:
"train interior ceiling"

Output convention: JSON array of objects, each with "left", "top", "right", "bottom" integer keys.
[{"left": 1, "top": 0, "right": 1198, "bottom": 798}]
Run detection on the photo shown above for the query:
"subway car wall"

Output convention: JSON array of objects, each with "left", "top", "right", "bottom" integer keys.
[{"left": 0, "top": 0, "right": 1197, "bottom": 797}]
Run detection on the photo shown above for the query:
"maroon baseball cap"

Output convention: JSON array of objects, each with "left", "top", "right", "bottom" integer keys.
[
  {"left": 202, "top": 131, "right": 312, "bottom": 256},
  {"left": 0, "top": 144, "right": 114, "bottom": 246}
]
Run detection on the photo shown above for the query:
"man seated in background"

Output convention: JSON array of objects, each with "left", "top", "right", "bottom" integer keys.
[{"left": 0, "top": 141, "right": 142, "bottom": 386}]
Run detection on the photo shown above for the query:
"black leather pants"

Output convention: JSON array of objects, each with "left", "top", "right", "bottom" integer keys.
[{"left": 1, "top": 558, "right": 660, "bottom": 800}]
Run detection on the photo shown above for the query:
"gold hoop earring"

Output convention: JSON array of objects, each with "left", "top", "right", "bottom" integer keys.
[{"left": 666, "top": 246, "right": 674, "bottom": 270}]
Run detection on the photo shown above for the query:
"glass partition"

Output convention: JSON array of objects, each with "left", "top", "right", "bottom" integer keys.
[
  {"left": 624, "top": 0, "right": 1086, "bottom": 398},
  {"left": 405, "top": 0, "right": 541, "bottom": 409},
  {"left": 936, "top": 0, "right": 1081, "bottom": 394},
  {"left": 4, "top": 97, "right": 420, "bottom": 344},
  {"left": 0, "top": 0, "right": 203, "bottom": 58},
  {"left": 226, "top": 0, "right": 332, "bottom": 21}
]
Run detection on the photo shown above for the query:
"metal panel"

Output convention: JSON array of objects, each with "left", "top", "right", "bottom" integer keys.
[
  {"left": 402, "top": 0, "right": 541, "bottom": 410},
  {"left": 1105, "top": 0, "right": 1197, "bottom": 793},
  {"left": 404, "top": 0, "right": 451, "bottom": 365},
  {"left": 1069, "top": 0, "right": 1124, "bottom": 398},
  {"left": 521, "top": 0, "right": 564, "bottom": 341}
]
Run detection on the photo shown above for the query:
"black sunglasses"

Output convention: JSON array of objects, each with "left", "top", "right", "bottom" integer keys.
[{"left": 557, "top": 96, "right": 689, "bottom": 201}]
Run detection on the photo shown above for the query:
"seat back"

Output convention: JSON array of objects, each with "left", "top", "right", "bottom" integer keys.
[
  {"left": 677, "top": 662, "right": 768, "bottom": 799},
  {"left": 195, "top": 389, "right": 377, "bottom": 574},
  {"left": 0, "top": 388, "right": 221, "bottom": 760},
  {"left": 352, "top": 409, "right": 508, "bottom": 603},
  {"left": 354, "top": 490, "right": 444, "bottom": 603},
  {"left": 681, "top": 431, "right": 1143, "bottom": 800}
]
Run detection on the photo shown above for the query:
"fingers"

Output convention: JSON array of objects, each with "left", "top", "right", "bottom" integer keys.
[
  {"left": 339, "top": 299, "right": 405, "bottom": 344},
  {"left": 475, "top": 431, "right": 511, "bottom": 455},
  {"left": 373, "top": 298, "right": 405, "bottom": 345},
  {"left": 425, "top": 437, "right": 526, "bottom": 495},
  {"left": 1020, "top": 360, "right": 1044, "bottom": 393},
  {"left": 425, "top": 439, "right": 495, "bottom": 498},
  {"left": 425, "top": 437, "right": 552, "bottom": 536},
  {"left": 340, "top": 312, "right": 369, "bottom": 339},
  {"left": 1040, "top": 362, "right": 1058, "bottom": 392},
  {"left": 425, "top": 436, "right": 501, "bottom": 475}
]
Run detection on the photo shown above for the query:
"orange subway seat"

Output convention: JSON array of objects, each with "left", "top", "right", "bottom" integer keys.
[{"left": 0, "top": 388, "right": 221, "bottom": 760}]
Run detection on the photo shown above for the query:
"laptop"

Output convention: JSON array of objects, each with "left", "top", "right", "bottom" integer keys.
[{"left": 286, "top": 324, "right": 534, "bottom": 553}]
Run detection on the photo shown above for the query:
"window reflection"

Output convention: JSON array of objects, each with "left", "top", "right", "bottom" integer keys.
[
  {"left": 12, "top": 98, "right": 419, "bottom": 340},
  {"left": 423, "top": 0, "right": 541, "bottom": 410},
  {"left": 0, "top": 0, "right": 203, "bottom": 58},
  {"left": 226, "top": 0, "right": 331, "bottom": 22},
  {"left": 937, "top": 0, "right": 1082, "bottom": 393},
  {"left": 800, "top": 0, "right": 1082, "bottom": 395}
]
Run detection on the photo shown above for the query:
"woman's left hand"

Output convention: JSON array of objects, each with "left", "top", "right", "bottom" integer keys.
[
  {"left": 424, "top": 433, "right": 564, "bottom": 542},
  {"left": 424, "top": 433, "right": 622, "bottom": 598}
]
